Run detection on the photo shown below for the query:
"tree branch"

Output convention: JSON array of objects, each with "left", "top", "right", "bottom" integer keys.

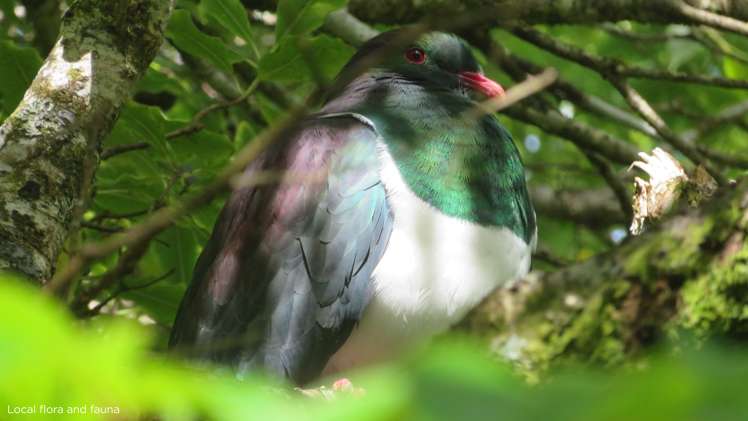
[
  {"left": 582, "top": 151, "right": 633, "bottom": 222},
  {"left": 609, "top": 77, "right": 727, "bottom": 185},
  {"left": 675, "top": 2, "right": 748, "bottom": 37},
  {"left": 683, "top": 99, "right": 748, "bottom": 143},
  {"left": 530, "top": 186, "right": 627, "bottom": 228},
  {"left": 347, "top": 0, "right": 748, "bottom": 26},
  {"left": 0, "top": 0, "right": 173, "bottom": 281},
  {"left": 482, "top": 39, "right": 659, "bottom": 138},
  {"left": 503, "top": 26, "right": 727, "bottom": 184},
  {"left": 510, "top": 27, "right": 748, "bottom": 90},
  {"left": 461, "top": 179, "right": 748, "bottom": 372},
  {"left": 504, "top": 105, "right": 641, "bottom": 165}
]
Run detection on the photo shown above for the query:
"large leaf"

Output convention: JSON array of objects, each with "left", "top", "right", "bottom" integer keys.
[
  {"left": 96, "top": 103, "right": 172, "bottom": 213},
  {"left": 154, "top": 225, "right": 201, "bottom": 286},
  {"left": 275, "top": 0, "right": 345, "bottom": 41},
  {"left": 201, "top": 0, "right": 254, "bottom": 43},
  {"left": 122, "top": 282, "right": 186, "bottom": 327},
  {"left": 170, "top": 129, "right": 235, "bottom": 171},
  {"left": 0, "top": 41, "right": 42, "bottom": 116},
  {"left": 723, "top": 56, "right": 748, "bottom": 80},
  {"left": 258, "top": 34, "right": 354, "bottom": 82},
  {"left": 108, "top": 103, "right": 170, "bottom": 154},
  {"left": 166, "top": 9, "right": 243, "bottom": 73},
  {"left": 136, "top": 66, "right": 185, "bottom": 95}
]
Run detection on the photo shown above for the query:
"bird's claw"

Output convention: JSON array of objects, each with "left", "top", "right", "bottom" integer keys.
[{"left": 295, "top": 378, "right": 365, "bottom": 400}]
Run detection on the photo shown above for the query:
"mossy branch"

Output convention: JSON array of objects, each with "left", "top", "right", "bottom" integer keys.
[{"left": 459, "top": 179, "right": 748, "bottom": 377}]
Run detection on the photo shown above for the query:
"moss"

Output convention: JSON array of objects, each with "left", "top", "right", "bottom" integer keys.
[
  {"left": 60, "top": 0, "right": 168, "bottom": 75},
  {"left": 622, "top": 215, "right": 714, "bottom": 280},
  {"left": 680, "top": 244, "right": 748, "bottom": 337},
  {"left": 29, "top": 79, "right": 88, "bottom": 116},
  {"left": 494, "top": 277, "right": 632, "bottom": 380},
  {"left": 550, "top": 282, "right": 628, "bottom": 360},
  {"left": 461, "top": 182, "right": 748, "bottom": 382}
]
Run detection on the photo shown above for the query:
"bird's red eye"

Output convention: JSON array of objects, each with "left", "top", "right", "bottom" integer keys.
[{"left": 405, "top": 47, "right": 426, "bottom": 64}]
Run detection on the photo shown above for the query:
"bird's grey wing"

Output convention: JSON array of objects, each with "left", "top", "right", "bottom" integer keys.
[{"left": 169, "top": 115, "right": 393, "bottom": 385}]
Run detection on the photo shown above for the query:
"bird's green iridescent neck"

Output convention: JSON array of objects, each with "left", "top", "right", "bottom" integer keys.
[{"left": 352, "top": 84, "right": 535, "bottom": 243}]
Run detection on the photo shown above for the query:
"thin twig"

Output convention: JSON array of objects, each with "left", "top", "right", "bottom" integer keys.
[
  {"left": 101, "top": 143, "right": 150, "bottom": 160},
  {"left": 485, "top": 39, "right": 660, "bottom": 137},
  {"left": 582, "top": 150, "right": 633, "bottom": 221},
  {"left": 609, "top": 77, "right": 727, "bottom": 185},
  {"left": 508, "top": 26, "right": 727, "bottom": 184},
  {"left": 503, "top": 105, "right": 641, "bottom": 165},
  {"left": 510, "top": 27, "right": 748, "bottom": 90},
  {"left": 102, "top": 79, "right": 260, "bottom": 160},
  {"left": 91, "top": 209, "right": 151, "bottom": 223},
  {"left": 164, "top": 84, "right": 256, "bottom": 140},
  {"left": 83, "top": 269, "right": 175, "bottom": 318},
  {"left": 465, "top": 68, "right": 558, "bottom": 120},
  {"left": 80, "top": 222, "right": 123, "bottom": 234},
  {"left": 534, "top": 246, "right": 572, "bottom": 267},
  {"left": 70, "top": 237, "right": 155, "bottom": 316},
  {"left": 530, "top": 185, "right": 627, "bottom": 228},
  {"left": 675, "top": 2, "right": 748, "bottom": 37},
  {"left": 682, "top": 99, "right": 748, "bottom": 143},
  {"left": 602, "top": 23, "right": 691, "bottom": 42}
]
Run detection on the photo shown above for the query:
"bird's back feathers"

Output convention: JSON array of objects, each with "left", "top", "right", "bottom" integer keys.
[{"left": 169, "top": 115, "right": 393, "bottom": 385}]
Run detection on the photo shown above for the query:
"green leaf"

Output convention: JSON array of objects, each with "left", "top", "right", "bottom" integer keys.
[
  {"left": 201, "top": 0, "right": 253, "bottom": 43},
  {"left": 166, "top": 9, "right": 243, "bottom": 73},
  {"left": 136, "top": 66, "right": 185, "bottom": 95},
  {"left": 256, "top": 93, "right": 286, "bottom": 123},
  {"left": 96, "top": 103, "right": 173, "bottom": 213},
  {"left": 122, "top": 281, "right": 185, "bottom": 326},
  {"left": 235, "top": 120, "right": 258, "bottom": 146},
  {"left": 0, "top": 40, "right": 42, "bottom": 116},
  {"left": 110, "top": 103, "right": 169, "bottom": 153},
  {"left": 171, "top": 129, "right": 235, "bottom": 171},
  {"left": 275, "top": 0, "right": 345, "bottom": 41},
  {"left": 723, "top": 56, "right": 748, "bottom": 80},
  {"left": 258, "top": 34, "right": 354, "bottom": 82}
]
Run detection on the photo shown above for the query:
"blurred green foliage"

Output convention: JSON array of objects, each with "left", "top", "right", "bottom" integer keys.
[
  {"left": 1, "top": 0, "right": 748, "bottom": 418},
  {"left": 2, "top": 273, "right": 748, "bottom": 420}
]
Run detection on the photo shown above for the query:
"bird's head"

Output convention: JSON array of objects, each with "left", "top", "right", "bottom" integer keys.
[{"left": 331, "top": 30, "right": 504, "bottom": 104}]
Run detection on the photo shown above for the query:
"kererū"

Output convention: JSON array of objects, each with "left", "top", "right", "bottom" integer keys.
[{"left": 169, "top": 30, "right": 536, "bottom": 385}]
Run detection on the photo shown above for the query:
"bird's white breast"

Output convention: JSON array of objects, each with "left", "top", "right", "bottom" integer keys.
[{"left": 324, "top": 141, "right": 533, "bottom": 375}]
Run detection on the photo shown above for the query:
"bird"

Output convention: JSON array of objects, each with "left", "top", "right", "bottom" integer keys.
[{"left": 169, "top": 30, "right": 536, "bottom": 386}]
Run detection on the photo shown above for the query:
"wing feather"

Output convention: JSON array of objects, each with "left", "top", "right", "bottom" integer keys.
[{"left": 169, "top": 115, "right": 393, "bottom": 385}]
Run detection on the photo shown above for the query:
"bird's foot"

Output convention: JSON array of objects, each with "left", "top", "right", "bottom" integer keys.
[{"left": 295, "top": 378, "right": 365, "bottom": 400}]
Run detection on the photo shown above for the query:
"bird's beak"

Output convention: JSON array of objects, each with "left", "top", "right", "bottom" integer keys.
[{"left": 458, "top": 72, "right": 505, "bottom": 98}]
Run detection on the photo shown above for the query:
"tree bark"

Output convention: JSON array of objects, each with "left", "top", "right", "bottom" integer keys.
[
  {"left": 0, "top": 0, "right": 173, "bottom": 281},
  {"left": 347, "top": 0, "right": 748, "bottom": 25},
  {"left": 459, "top": 179, "right": 748, "bottom": 376}
]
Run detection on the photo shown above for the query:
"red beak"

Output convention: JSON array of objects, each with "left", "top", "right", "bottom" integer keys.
[{"left": 458, "top": 72, "right": 505, "bottom": 98}]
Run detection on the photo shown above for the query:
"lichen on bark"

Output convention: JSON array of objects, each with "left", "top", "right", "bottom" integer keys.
[
  {"left": 0, "top": 0, "right": 173, "bottom": 281},
  {"left": 458, "top": 180, "right": 748, "bottom": 379}
]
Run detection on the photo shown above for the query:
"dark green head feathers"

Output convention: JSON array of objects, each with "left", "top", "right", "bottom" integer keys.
[
  {"left": 332, "top": 30, "right": 503, "bottom": 103},
  {"left": 322, "top": 30, "right": 536, "bottom": 243}
]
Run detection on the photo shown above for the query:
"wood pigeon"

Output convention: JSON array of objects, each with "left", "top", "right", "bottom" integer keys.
[{"left": 169, "top": 30, "right": 536, "bottom": 385}]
